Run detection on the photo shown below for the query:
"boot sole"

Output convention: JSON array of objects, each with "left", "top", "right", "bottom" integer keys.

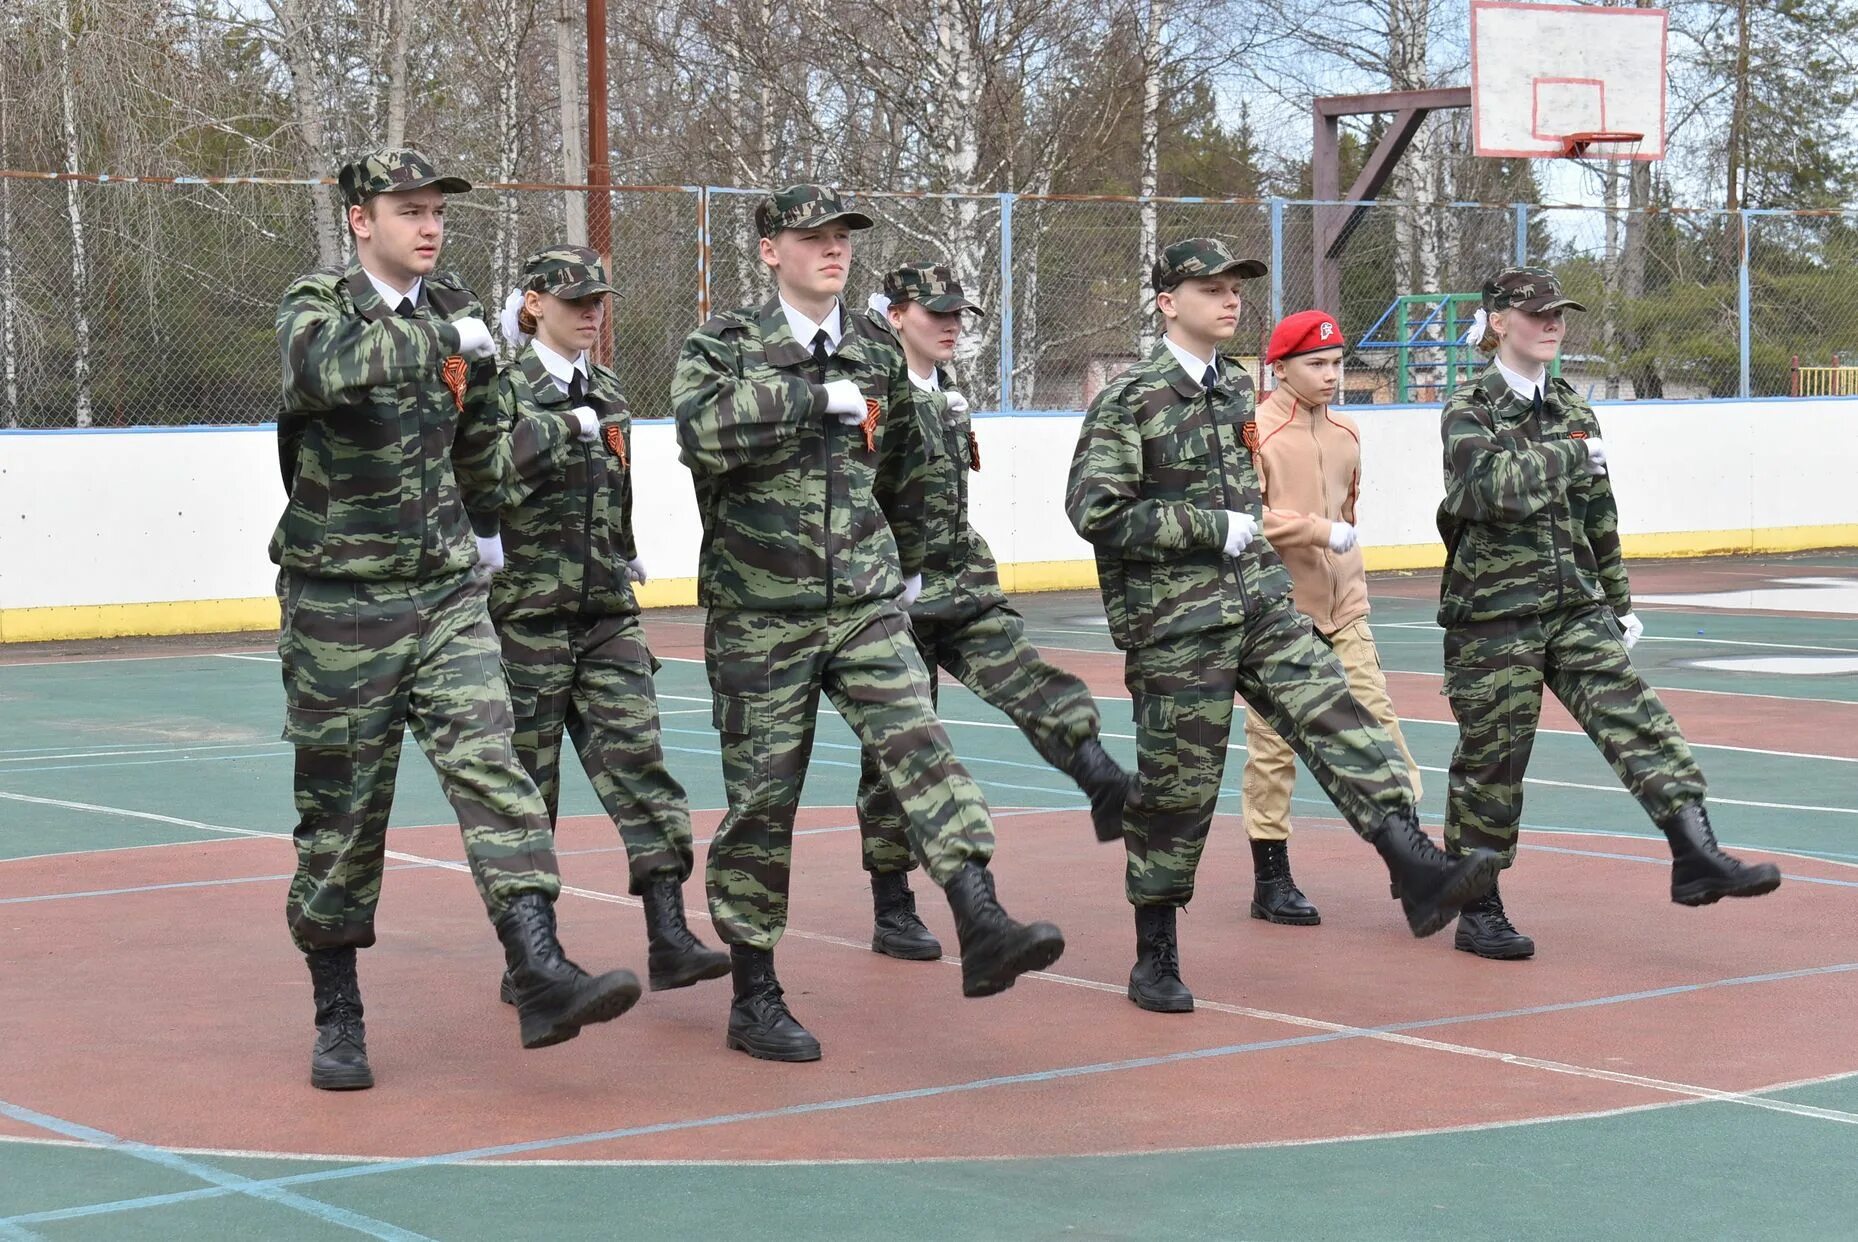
[
  {"left": 310, "top": 1065, "right": 374, "bottom": 1091},
  {"left": 1454, "top": 935, "right": 1536, "bottom": 960},
  {"left": 1250, "top": 901, "right": 1321, "bottom": 927},
  {"left": 1127, "top": 984, "right": 1194, "bottom": 1013},
  {"left": 1672, "top": 866, "right": 1783, "bottom": 907},
  {"left": 872, "top": 936, "right": 944, "bottom": 962},
  {"left": 726, "top": 1031, "right": 822, "bottom": 1062},
  {"left": 1404, "top": 850, "right": 1502, "bottom": 938},
  {"left": 962, "top": 924, "right": 1066, "bottom": 998},
  {"left": 519, "top": 970, "right": 642, "bottom": 1050},
  {"left": 648, "top": 956, "right": 733, "bottom": 992}
]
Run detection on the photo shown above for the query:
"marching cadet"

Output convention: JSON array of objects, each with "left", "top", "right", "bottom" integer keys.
[
  {"left": 1067, "top": 238, "right": 1499, "bottom": 1013},
  {"left": 672, "top": 185, "right": 1066, "bottom": 1062},
  {"left": 852, "top": 261, "right": 1132, "bottom": 963},
  {"left": 1436, "top": 266, "right": 1781, "bottom": 959},
  {"left": 454, "top": 245, "right": 729, "bottom": 997},
  {"left": 273, "top": 150, "right": 641, "bottom": 1090},
  {"left": 1239, "top": 310, "right": 1424, "bottom": 926}
]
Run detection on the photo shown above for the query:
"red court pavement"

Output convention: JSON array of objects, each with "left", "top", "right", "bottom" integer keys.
[{"left": 3, "top": 809, "right": 1852, "bottom": 1163}]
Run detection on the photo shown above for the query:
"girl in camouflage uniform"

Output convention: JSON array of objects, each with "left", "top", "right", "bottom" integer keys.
[
  {"left": 1436, "top": 266, "right": 1781, "bottom": 960},
  {"left": 457, "top": 245, "right": 730, "bottom": 996}
]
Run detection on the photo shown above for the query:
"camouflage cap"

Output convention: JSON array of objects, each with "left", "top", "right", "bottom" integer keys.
[
  {"left": 517, "top": 245, "right": 617, "bottom": 300},
  {"left": 336, "top": 148, "right": 472, "bottom": 208},
  {"left": 1152, "top": 237, "right": 1268, "bottom": 293},
  {"left": 754, "top": 184, "right": 875, "bottom": 238},
  {"left": 1483, "top": 266, "right": 1588, "bottom": 314},
  {"left": 882, "top": 261, "right": 983, "bottom": 315}
]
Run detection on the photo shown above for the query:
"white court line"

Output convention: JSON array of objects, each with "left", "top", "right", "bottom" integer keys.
[
  {"left": 1375, "top": 619, "right": 1858, "bottom": 656},
  {"left": 0, "top": 650, "right": 274, "bottom": 670}
]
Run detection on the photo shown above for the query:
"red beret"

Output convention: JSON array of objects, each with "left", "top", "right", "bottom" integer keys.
[{"left": 1266, "top": 310, "right": 1346, "bottom": 364}]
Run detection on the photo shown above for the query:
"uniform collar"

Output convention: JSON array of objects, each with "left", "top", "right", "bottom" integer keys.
[
  {"left": 361, "top": 265, "right": 423, "bottom": 313},
  {"left": 906, "top": 365, "right": 939, "bottom": 393},
  {"left": 1163, "top": 334, "right": 1216, "bottom": 388},
  {"left": 778, "top": 296, "right": 843, "bottom": 353},
  {"left": 531, "top": 337, "right": 590, "bottom": 393},
  {"left": 1494, "top": 354, "right": 1547, "bottom": 402}
]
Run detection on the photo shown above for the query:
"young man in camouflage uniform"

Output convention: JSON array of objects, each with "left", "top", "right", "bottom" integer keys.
[
  {"left": 1436, "top": 266, "right": 1781, "bottom": 960},
  {"left": 273, "top": 151, "right": 641, "bottom": 1090},
  {"left": 672, "top": 185, "right": 1065, "bottom": 1062},
  {"left": 454, "top": 245, "right": 729, "bottom": 996},
  {"left": 1067, "top": 237, "right": 1500, "bottom": 1013},
  {"left": 850, "top": 261, "right": 1132, "bottom": 963}
]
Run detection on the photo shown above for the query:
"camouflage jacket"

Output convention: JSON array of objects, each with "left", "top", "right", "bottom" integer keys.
[
  {"left": 672, "top": 296, "right": 926, "bottom": 612},
  {"left": 860, "top": 325, "right": 1006, "bottom": 623},
  {"left": 1436, "top": 365, "right": 1629, "bottom": 626},
  {"left": 270, "top": 261, "right": 497, "bottom": 581},
  {"left": 1066, "top": 343, "right": 1292, "bottom": 650},
  {"left": 454, "top": 346, "right": 639, "bottom": 624}
]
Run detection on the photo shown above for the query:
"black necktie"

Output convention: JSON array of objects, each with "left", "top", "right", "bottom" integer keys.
[
  {"left": 1532, "top": 387, "right": 1545, "bottom": 419},
  {"left": 394, "top": 297, "right": 416, "bottom": 319},
  {"left": 811, "top": 329, "right": 831, "bottom": 381},
  {"left": 1201, "top": 364, "right": 1219, "bottom": 397},
  {"left": 568, "top": 369, "right": 587, "bottom": 404}
]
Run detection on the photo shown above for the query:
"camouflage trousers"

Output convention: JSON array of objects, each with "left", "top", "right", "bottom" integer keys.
[
  {"left": 496, "top": 612, "right": 694, "bottom": 895},
  {"left": 1443, "top": 604, "right": 1706, "bottom": 865},
  {"left": 704, "top": 602, "right": 996, "bottom": 949},
  {"left": 1242, "top": 617, "right": 1423, "bottom": 840},
  {"left": 1124, "top": 601, "right": 1414, "bottom": 907},
  {"left": 855, "top": 603, "right": 1100, "bottom": 873},
  {"left": 277, "top": 570, "right": 561, "bottom": 953}
]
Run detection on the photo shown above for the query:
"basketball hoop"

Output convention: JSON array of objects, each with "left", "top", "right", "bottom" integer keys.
[{"left": 1559, "top": 130, "right": 1645, "bottom": 160}]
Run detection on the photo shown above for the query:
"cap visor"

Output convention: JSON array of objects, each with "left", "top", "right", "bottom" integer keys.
[
  {"left": 1520, "top": 295, "right": 1587, "bottom": 313},
  {"left": 555, "top": 280, "right": 618, "bottom": 300},
  {"left": 383, "top": 174, "right": 475, "bottom": 196},
  {"left": 1210, "top": 258, "right": 1269, "bottom": 279},
  {"left": 811, "top": 210, "right": 875, "bottom": 231},
  {"left": 920, "top": 294, "right": 984, "bottom": 315}
]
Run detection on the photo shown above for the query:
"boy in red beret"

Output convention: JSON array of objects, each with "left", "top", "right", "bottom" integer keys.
[{"left": 1241, "top": 311, "right": 1423, "bottom": 926}]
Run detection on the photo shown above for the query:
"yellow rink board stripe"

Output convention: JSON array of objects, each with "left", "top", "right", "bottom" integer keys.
[{"left": 4, "top": 523, "right": 1854, "bottom": 643}]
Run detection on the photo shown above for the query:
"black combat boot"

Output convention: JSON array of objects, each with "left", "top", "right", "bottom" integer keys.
[
  {"left": 642, "top": 876, "right": 731, "bottom": 991},
  {"left": 1249, "top": 838, "right": 1321, "bottom": 926},
  {"left": 1128, "top": 905, "right": 1194, "bottom": 1013},
  {"left": 1659, "top": 804, "right": 1783, "bottom": 906},
  {"left": 944, "top": 862, "right": 1066, "bottom": 997},
  {"left": 1369, "top": 809, "right": 1501, "bottom": 937},
  {"left": 494, "top": 893, "right": 641, "bottom": 1049},
  {"left": 870, "top": 869, "right": 943, "bottom": 960},
  {"left": 725, "top": 946, "right": 821, "bottom": 1062},
  {"left": 306, "top": 947, "right": 373, "bottom": 1091},
  {"left": 1454, "top": 878, "right": 1535, "bottom": 959},
  {"left": 1063, "top": 738, "right": 1136, "bottom": 842}
]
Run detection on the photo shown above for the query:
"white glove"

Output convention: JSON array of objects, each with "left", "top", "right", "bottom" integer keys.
[
  {"left": 942, "top": 390, "right": 970, "bottom": 415},
  {"left": 1221, "top": 511, "right": 1259, "bottom": 556},
  {"left": 569, "top": 406, "right": 599, "bottom": 441},
  {"left": 1327, "top": 520, "right": 1358, "bottom": 553},
  {"left": 497, "top": 288, "right": 530, "bottom": 348},
  {"left": 1582, "top": 436, "right": 1608, "bottom": 476},
  {"left": 473, "top": 532, "right": 505, "bottom": 577},
  {"left": 627, "top": 557, "right": 648, "bottom": 585},
  {"left": 900, "top": 573, "right": 923, "bottom": 608},
  {"left": 453, "top": 316, "right": 496, "bottom": 361},
  {"left": 824, "top": 379, "right": 867, "bottom": 425},
  {"left": 1620, "top": 611, "right": 1644, "bottom": 649}
]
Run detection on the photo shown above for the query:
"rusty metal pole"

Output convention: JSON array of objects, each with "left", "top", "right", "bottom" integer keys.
[{"left": 585, "top": 0, "right": 612, "bottom": 364}]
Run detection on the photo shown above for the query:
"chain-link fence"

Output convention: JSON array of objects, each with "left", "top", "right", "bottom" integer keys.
[{"left": 4, "top": 171, "right": 1857, "bottom": 428}]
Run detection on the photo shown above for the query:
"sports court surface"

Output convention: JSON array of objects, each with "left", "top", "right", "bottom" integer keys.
[{"left": 2, "top": 551, "right": 1855, "bottom": 1239}]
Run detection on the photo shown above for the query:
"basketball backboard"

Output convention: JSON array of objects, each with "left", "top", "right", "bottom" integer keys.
[{"left": 1470, "top": 1, "right": 1667, "bottom": 160}]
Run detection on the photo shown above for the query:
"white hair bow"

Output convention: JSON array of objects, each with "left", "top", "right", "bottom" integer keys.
[
  {"left": 1465, "top": 307, "right": 1489, "bottom": 345},
  {"left": 499, "top": 287, "right": 531, "bottom": 349}
]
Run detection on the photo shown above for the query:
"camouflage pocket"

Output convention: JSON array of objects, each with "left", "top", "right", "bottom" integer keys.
[
  {"left": 281, "top": 705, "right": 353, "bottom": 749},
  {"left": 504, "top": 664, "right": 547, "bottom": 722},
  {"left": 711, "top": 692, "right": 768, "bottom": 785}
]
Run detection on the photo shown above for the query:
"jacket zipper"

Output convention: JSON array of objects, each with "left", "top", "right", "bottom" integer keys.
[
  {"left": 1311, "top": 408, "right": 1337, "bottom": 626},
  {"left": 579, "top": 437, "right": 596, "bottom": 615}
]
